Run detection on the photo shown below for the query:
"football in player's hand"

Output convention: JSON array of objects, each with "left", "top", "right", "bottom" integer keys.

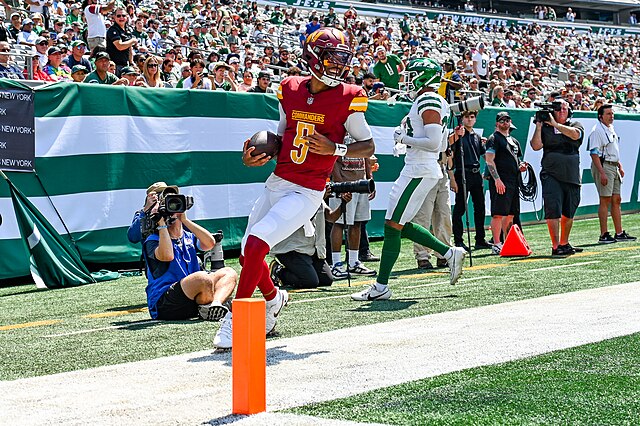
[{"left": 248, "top": 131, "right": 281, "bottom": 157}]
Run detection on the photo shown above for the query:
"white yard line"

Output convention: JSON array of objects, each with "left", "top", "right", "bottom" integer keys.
[
  {"left": 529, "top": 260, "right": 601, "bottom": 272},
  {"left": 43, "top": 321, "right": 160, "bottom": 338},
  {"left": 2, "top": 282, "right": 640, "bottom": 426}
]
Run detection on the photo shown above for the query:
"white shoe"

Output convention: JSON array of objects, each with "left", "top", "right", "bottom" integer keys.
[
  {"left": 351, "top": 284, "right": 392, "bottom": 301},
  {"left": 265, "top": 289, "right": 288, "bottom": 335},
  {"left": 348, "top": 260, "right": 377, "bottom": 276},
  {"left": 491, "top": 243, "right": 503, "bottom": 255},
  {"left": 213, "top": 311, "right": 232, "bottom": 349},
  {"left": 446, "top": 247, "right": 466, "bottom": 285},
  {"left": 331, "top": 262, "right": 348, "bottom": 280}
]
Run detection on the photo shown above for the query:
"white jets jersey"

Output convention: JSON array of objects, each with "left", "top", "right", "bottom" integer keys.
[{"left": 401, "top": 91, "right": 450, "bottom": 170}]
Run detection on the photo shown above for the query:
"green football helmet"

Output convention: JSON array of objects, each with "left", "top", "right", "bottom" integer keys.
[{"left": 403, "top": 58, "right": 442, "bottom": 99}]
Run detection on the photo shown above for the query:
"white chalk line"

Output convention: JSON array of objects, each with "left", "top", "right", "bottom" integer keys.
[
  {"left": 529, "top": 261, "right": 601, "bottom": 272},
  {"left": 41, "top": 277, "right": 493, "bottom": 338}
]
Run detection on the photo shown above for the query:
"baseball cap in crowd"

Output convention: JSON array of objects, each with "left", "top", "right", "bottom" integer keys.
[
  {"left": 35, "top": 36, "right": 47, "bottom": 44},
  {"left": 71, "top": 65, "right": 88, "bottom": 74},
  {"left": 375, "top": 45, "right": 386, "bottom": 53},
  {"left": 121, "top": 66, "right": 138, "bottom": 75},
  {"left": 71, "top": 40, "right": 86, "bottom": 48},
  {"left": 47, "top": 46, "right": 62, "bottom": 55},
  {"left": 477, "top": 42, "right": 485, "bottom": 50},
  {"left": 146, "top": 182, "right": 179, "bottom": 195},
  {"left": 94, "top": 51, "right": 110, "bottom": 61},
  {"left": 22, "top": 18, "right": 34, "bottom": 26},
  {"left": 213, "top": 61, "right": 231, "bottom": 70},
  {"left": 228, "top": 56, "right": 240, "bottom": 64},
  {"left": 70, "top": 4, "right": 80, "bottom": 10},
  {"left": 258, "top": 70, "right": 272, "bottom": 79},
  {"left": 443, "top": 58, "right": 455, "bottom": 67}
]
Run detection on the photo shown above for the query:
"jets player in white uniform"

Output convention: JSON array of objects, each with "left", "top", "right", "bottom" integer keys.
[{"left": 351, "top": 58, "right": 467, "bottom": 301}]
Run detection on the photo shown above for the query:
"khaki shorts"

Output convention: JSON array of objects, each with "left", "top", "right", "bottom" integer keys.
[{"left": 592, "top": 162, "right": 621, "bottom": 197}]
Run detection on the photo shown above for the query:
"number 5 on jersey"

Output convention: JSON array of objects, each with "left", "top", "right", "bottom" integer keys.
[{"left": 292, "top": 121, "right": 315, "bottom": 164}]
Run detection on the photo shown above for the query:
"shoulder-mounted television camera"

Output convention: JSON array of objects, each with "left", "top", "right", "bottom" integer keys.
[{"left": 533, "top": 101, "right": 562, "bottom": 123}]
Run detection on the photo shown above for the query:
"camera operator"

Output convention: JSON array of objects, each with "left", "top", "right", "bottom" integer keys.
[
  {"left": 449, "top": 111, "right": 491, "bottom": 251},
  {"left": 269, "top": 193, "right": 344, "bottom": 289},
  {"left": 485, "top": 112, "right": 527, "bottom": 254},
  {"left": 530, "top": 99, "right": 585, "bottom": 256},
  {"left": 142, "top": 192, "right": 237, "bottom": 323},
  {"left": 587, "top": 104, "right": 636, "bottom": 244},
  {"left": 128, "top": 181, "right": 175, "bottom": 245}
]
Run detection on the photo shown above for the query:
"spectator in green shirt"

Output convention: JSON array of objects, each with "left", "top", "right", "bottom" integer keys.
[
  {"left": 372, "top": 46, "right": 404, "bottom": 90},
  {"left": 84, "top": 51, "right": 125, "bottom": 85}
]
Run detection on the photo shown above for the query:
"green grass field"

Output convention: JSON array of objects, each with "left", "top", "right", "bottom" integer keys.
[
  {"left": 1, "top": 211, "right": 639, "bottom": 426},
  {"left": 288, "top": 332, "right": 640, "bottom": 425}
]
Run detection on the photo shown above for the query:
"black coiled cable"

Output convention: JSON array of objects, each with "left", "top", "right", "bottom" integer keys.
[
  {"left": 519, "top": 163, "right": 543, "bottom": 220},
  {"left": 519, "top": 163, "right": 537, "bottom": 202}
]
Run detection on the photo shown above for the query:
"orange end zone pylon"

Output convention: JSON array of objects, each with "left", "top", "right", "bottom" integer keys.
[
  {"left": 232, "top": 299, "right": 266, "bottom": 415},
  {"left": 500, "top": 224, "right": 532, "bottom": 257}
]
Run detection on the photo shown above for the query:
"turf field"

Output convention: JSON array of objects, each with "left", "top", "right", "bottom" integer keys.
[
  {"left": 1, "top": 214, "right": 639, "bottom": 424},
  {"left": 288, "top": 332, "right": 640, "bottom": 425}
]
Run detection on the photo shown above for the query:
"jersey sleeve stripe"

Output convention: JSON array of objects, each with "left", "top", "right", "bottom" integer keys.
[{"left": 417, "top": 101, "right": 441, "bottom": 110}]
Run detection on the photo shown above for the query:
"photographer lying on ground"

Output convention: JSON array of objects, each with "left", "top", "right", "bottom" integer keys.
[{"left": 140, "top": 185, "right": 237, "bottom": 322}]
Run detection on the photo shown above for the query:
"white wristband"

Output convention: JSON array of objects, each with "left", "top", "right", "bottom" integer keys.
[{"left": 334, "top": 143, "right": 348, "bottom": 157}]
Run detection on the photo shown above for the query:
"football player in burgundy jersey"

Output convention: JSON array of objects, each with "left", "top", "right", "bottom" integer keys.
[{"left": 214, "top": 28, "right": 375, "bottom": 349}]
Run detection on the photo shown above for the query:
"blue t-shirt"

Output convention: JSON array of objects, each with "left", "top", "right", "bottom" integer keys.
[{"left": 143, "top": 231, "right": 200, "bottom": 319}]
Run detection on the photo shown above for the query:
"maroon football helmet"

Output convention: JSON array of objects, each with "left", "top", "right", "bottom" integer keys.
[{"left": 303, "top": 28, "right": 353, "bottom": 87}]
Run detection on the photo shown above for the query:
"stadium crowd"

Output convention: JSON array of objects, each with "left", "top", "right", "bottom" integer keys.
[{"left": 0, "top": 0, "right": 638, "bottom": 111}]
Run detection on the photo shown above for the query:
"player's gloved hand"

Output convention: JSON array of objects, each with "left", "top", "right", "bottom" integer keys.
[
  {"left": 393, "top": 126, "right": 406, "bottom": 144},
  {"left": 393, "top": 142, "right": 407, "bottom": 157}
]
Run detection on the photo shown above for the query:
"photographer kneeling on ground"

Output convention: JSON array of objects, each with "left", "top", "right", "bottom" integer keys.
[
  {"left": 142, "top": 189, "right": 237, "bottom": 322},
  {"left": 269, "top": 192, "right": 345, "bottom": 289}
]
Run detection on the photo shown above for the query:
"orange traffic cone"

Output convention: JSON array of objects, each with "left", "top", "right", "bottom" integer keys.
[{"left": 500, "top": 224, "right": 532, "bottom": 257}]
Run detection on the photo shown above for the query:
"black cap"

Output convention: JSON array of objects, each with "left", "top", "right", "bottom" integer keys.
[{"left": 94, "top": 51, "right": 110, "bottom": 61}]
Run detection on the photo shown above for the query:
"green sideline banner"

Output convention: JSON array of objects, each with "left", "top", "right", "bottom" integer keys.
[{"left": 0, "top": 81, "right": 639, "bottom": 281}]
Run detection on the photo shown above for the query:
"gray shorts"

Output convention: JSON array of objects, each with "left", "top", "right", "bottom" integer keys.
[{"left": 329, "top": 192, "right": 371, "bottom": 225}]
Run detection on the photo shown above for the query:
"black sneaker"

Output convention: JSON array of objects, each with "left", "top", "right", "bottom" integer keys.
[
  {"left": 560, "top": 243, "right": 583, "bottom": 253},
  {"left": 269, "top": 259, "right": 283, "bottom": 286},
  {"left": 598, "top": 232, "right": 617, "bottom": 244},
  {"left": 615, "top": 231, "right": 637, "bottom": 242},
  {"left": 358, "top": 250, "right": 380, "bottom": 262},
  {"left": 455, "top": 242, "right": 470, "bottom": 253},
  {"left": 474, "top": 240, "right": 492, "bottom": 250},
  {"left": 417, "top": 259, "right": 434, "bottom": 269},
  {"left": 436, "top": 257, "right": 448, "bottom": 268},
  {"left": 552, "top": 245, "right": 574, "bottom": 256}
]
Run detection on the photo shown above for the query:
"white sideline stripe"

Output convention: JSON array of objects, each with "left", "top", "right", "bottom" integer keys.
[
  {"left": 41, "top": 277, "right": 491, "bottom": 338},
  {"left": 0, "top": 182, "right": 396, "bottom": 240},
  {"left": 35, "top": 115, "right": 398, "bottom": 157},
  {"left": 629, "top": 254, "right": 640, "bottom": 259},
  {"left": 43, "top": 321, "right": 160, "bottom": 338},
  {"left": 4, "top": 282, "right": 640, "bottom": 425},
  {"left": 530, "top": 261, "right": 601, "bottom": 272}
]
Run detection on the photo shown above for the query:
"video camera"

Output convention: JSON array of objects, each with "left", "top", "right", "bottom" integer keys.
[
  {"left": 328, "top": 179, "right": 375, "bottom": 195},
  {"left": 147, "top": 193, "right": 194, "bottom": 225},
  {"left": 533, "top": 101, "right": 562, "bottom": 123},
  {"left": 450, "top": 95, "right": 485, "bottom": 116}
]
